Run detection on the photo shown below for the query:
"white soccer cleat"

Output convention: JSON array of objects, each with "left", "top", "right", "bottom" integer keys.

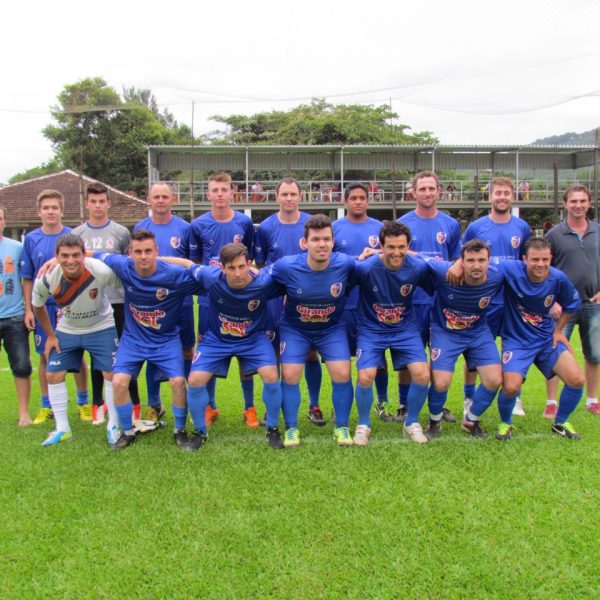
[{"left": 403, "top": 422, "right": 428, "bottom": 444}]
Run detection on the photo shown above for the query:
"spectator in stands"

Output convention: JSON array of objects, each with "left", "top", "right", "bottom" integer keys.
[{"left": 519, "top": 181, "right": 531, "bottom": 202}]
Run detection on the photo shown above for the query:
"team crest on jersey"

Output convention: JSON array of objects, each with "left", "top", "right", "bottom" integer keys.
[
  {"left": 280, "top": 341, "right": 286, "bottom": 355},
  {"left": 369, "top": 236, "right": 379, "bottom": 248},
  {"left": 156, "top": 288, "right": 169, "bottom": 301},
  {"left": 400, "top": 284, "right": 413, "bottom": 297},
  {"left": 502, "top": 351, "right": 513, "bottom": 364},
  {"left": 106, "top": 239, "right": 114, "bottom": 249},
  {"left": 479, "top": 296, "right": 491, "bottom": 309},
  {"left": 330, "top": 283, "right": 343, "bottom": 297},
  {"left": 233, "top": 234, "right": 243, "bottom": 244},
  {"left": 544, "top": 294, "right": 555, "bottom": 308},
  {"left": 431, "top": 348, "right": 441, "bottom": 361},
  {"left": 35, "top": 335, "right": 41, "bottom": 347},
  {"left": 511, "top": 236, "right": 521, "bottom": 249},
  {"left": 436, "top": 232, "right": 447, "bottom": 244},
  {"left": 248, "top": 299, "right": 260, "bottom": 311},
  {"left": 89, "top": 288, "right": 98, "bottom": 300},
  {"left": 170, "top": 236, "right": 181, "bottom": 249},
  {"left": 266, "top": 330, "right": 276, "bottom": 342}
]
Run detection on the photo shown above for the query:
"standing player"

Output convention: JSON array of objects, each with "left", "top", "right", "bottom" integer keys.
[
  {"left": 496, "top": 238, "right": 584, "bottom": 440},
  {"left": 270, "top": 214, "right": 356, "bottom": 447},
  {"left": 333, "top": 183, "right": 390, "bottom": 420},
  {"left": 72, "top": 182, "right": 140, "bottom": 423},
  {"left": 462, "top": 177, "right": 531, "bottom": 416},
  {"left": 32, "top": 234, "right": 120, "bottom": 445},
  {"left": 190, "top": 172, "right": 256, "bottom": 427},
  {"left": 255, "top": 177, "right": 324, "bottom": 425},
  {"left": 134, "top": 182, "right": 195, "bottom": 423},
  {"left": 353, "top": 222, "right": 432, "bottom": 445},
  {"left": 398, "top": 171, "right": 461, "bottom": 422},
  {"left": 21, "top": 190, "right": 89, "bottom": 424}
]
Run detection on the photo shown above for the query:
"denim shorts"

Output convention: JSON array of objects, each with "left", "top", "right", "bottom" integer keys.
[
  {"left": 563, "top": 301, "right": 600, "bottom": 364},
  {"left": 0, "top": 316, "right": 32, "bottom": 377}
]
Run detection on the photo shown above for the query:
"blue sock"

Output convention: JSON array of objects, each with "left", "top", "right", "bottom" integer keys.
[
  {"left": 374, "top": 370, "right": 389, "bottom": 404},
  {"left": 145, "top": 363, "right": 162, "bottom": 408},
  {"left": 116, "top": 401, "right": 134, "bottom": 432},
  {"left": 555, "top": 385, "right": 583, "bottom": 425},
  {"left": 469, "top": 385, "right": 498, "bottom": 419},
  {"left": 497, "top": 391, "right": 516, "bottom": 425},
  {"left": 305, "top": 359, "right": 322, "bottom": 407},
  {"left": 172, "top": 404, "right": 187, "bottom": 430},
  {"left": 184, "top": 359, "right": 192, "bottom": 379},
  {"left": 355, "top": 384, "right": 374, "bottom": 426},
  {"left": 281, "top": 382, "right": 301, "bottom": 428},
  {"left": 262, "top": 382, "right": 282, "bottom": 429},
  {"left": 241, "top": 378, "right": 254, "bottom": 410},
  {"left": 76, "top": 390, "right": 88, "bottom": 406},
  {"left": 406, "top": 383, "right": 429, "bottom": 425},
  {"left": 332, "top": 381, "right": 353, "bottom": 427},
  {"left": 41, "top": 395, "right": 51, "bottom": 409},
  {"left": 398, "top": 383, "right": 410, "bottom": 408},
  {"left": 428, "top": 388, "right": 448, "bottom": 418},
  {"left": 187, "top": 385, "right": 209, "bottom": 432},
  {"left": 464, "top": 383, "right": 476, "bottom": 400},
  {"left": 207, "top": 377, "right": 217, "bottom": 409}
]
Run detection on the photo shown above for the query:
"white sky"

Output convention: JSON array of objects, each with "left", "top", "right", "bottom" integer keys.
[{"left": 2, "top": 0, "right": 600, "bottom": 183}]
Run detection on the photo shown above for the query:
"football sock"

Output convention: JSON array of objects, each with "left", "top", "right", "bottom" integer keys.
[
  {"left": 497, "top": 391, "right": 516, "bottom": 425},
  {"left": 207, "top": 377, "right": 217, "bottom": 409},
  {"left": 469, "top": 384, "right": 498, "bottom": 419},
  {"left": 187, "top": 385, "right": 209, "bottom": 433},
  {"left": 76, "top": 390, "right": 88, "bottom": 406},
  {"left": 281, "top": 382, "right": 301, "bottom": 428},
  {"left": 428, "top": 388, "right": 448, "bottom": 419},
  {"left": 129, "top": 378, "right": 141, "bottom": 405},
  {"left": 405, "top": 383, "right": 429, "bottom": 426},
  {"left": 332, "top": 381, "right": 353, "bottom": 427},
  {"left": 305, "top": 358, "right": 322, "bottom": 408},
  {"left": 398, "top": 383, "right": 410, "bottom": 408},
  {"left": 374, "top": 370, "right": 389, "bottom": 404},
  {"left": 172, "top": 404, "right": 187, "bottom": 430},
  {"left": 355, "top": 384, "right": 374, "bottom": 426},
  {"left": 555, "top": 385, "right": 583, "bottom": 425},
  {"left": 41, "top": 395, "right": 51, "bottom": 409},
  {"left": 241, "top": 378, "right": 254, "bottom": 410},
  {"left": 116, "top": 401, "right": 134, "bottom": 433},
  {"left": 183, "top": 359, "right": 192, "bottom": 380},
  {"left": 463, "top": 383, "right": 476, "bottom": 401},
  {"left": 586, "top": 397, "right": 598, "bottom": 406},
  {"left": 145, "top": 363, "right": 162, "bottom": 408},
  {"left": 91, "top": 368, "right": 104, "bottom": 405},
  {"left": 48, "top": 382, "right": 70, "bottom": 432},
  {"left": 262, "top": 382, "right": 282, "bottom": 429},
  {"left": 103, "top": 380, "right": 118, "bottom": 430}
]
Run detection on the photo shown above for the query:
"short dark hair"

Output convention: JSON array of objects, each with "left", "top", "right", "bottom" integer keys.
[
  {"left": 220, "top": 242, "right": 249, "bottom": 266},
  {"left": 56, "top": 233, "right": 85, "bottom": 255},
  {"left": 304, "top": 214, "right": 332, "bottom": 239},
  {"left": 461, "top": 238, "right": 490, "bottom": 259},
  {"left": 379, "top": 221, "right": 409, "bottom": 246},
  {"left": 524, "top": 237, "right": 551, "bottom": 255},
  {"left": 563, "top": 184, "right": 591, "bottom": 203},
  {"left": 412, "top": 170, "right": 441, "bottom": 189},
  {"left": 130, "top": 229, "right": 156, "bottom": 244},
  {"left": 276, "top": 177, "right": 301, "bottom": 195},
  {"left": 344, "top": 183, "right": 368, "bottom": 201},
  {"left": 86, "top": 182, "right": 109, "bottom": 200}
]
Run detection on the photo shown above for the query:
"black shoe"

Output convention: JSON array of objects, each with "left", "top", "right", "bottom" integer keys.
[
  {"left": 173, "top": 428, "right": 190, "bottom": 448},
  {"left": 111, "top": 432, "right": 136, "bottom": 450},
  {"left": 551, "top": 422, "right": 581, "bottom": 440},
  {"left": 266, "top": 426, "right": 285, "bottom": 449},
  {"left": 394, "top": 405, "right": 408, "bottom": 423},
  {"left": 442, "top": 407, "right": 457, "bottom": 423},
  {"left": 187, "top": 429, "right": 208, "bottom": 451},
  {"left": 375, "top": 402, "right": 394, "bottom": 422},
  {"left": 461, "top": 419, "right": 487, "bottom": 438},
  {"left": 425, "top": 419, "right": 442, "bottom": 439},
  {"left": 307, "top": 406, "right": 326, "bottom": 427}
]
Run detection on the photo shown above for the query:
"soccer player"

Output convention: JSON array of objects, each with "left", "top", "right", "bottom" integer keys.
[
  {"left": 0, "top": 207, "right": 32, "bottom": 426},
  {"left": 398, "top": 171, "right": 461, "bottom": 423},
  {"left": 333, "top": 183, "right": 391, "bottom": 420},
  {"left": 269, "top": 214, "right": 356, "bottom": 447},
  {"left": 255, "top": 177, "right": 324, "bottom": 426},
  {"left": 190, "top": 172, "right": 256, "bottom": 427},
  {"left": 31, "top": 234, "right": 120, "bottom": 446},
  {"left": 21, "top": 189, "right": 89, "bottom": 424},
  {"left": 425, "top": 239, "right": 503, "bottom": 438},
  {"left": 134, "top": 182, "right": 195, "bottom": 424},
  {"left": 462, "top": 176, "right": 531, "bottom": 416},
  {"left": 546, "top": 184, "right": 600, "bottom": 418},
  {"left": 72, "top": 182, "right": 140, "bottom": 423},
  {"left": 496, "top": 238, "right": 584, "bottom": 440},
  {"left": 94, "top": 229, "right": 202, "bottom": 450},
  {"left": 353, "top": 221, "right": 431, "bottom": 445},
  {"left": 161, "top": 243, "right": 286, "bottom": 450}
]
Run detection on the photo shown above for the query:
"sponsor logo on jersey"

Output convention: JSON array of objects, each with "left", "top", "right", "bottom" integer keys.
[
  {"left": 479, "top": 296, "right": 491, "bottom": 309},
  {"left": 89, "top": 288, "right": 98, "bottom": 300},
  {"left": 356, "top": 348, "right": 362, "bottom": 360},
  {"left": 193, "top": 350, "right": 201, "bottom": 363},
  {"left": 280, "top": 341, "right": 286, "bottom": 355},
  {"left": 170, "top": 236, "right": 181, "bottom": 249},
  {"left": 35, "top": 334, "right": 42, "bottom": 347},
  {"left": 374, "top": 304, "right": 406, "bottom": 324},
  {"left": 297, "top": 305, "right": 336, "bottom": 323},
  {"left": 156, "top": 288, "right": 169, "bottom": 301},
  {"left": 219, "top": 316, "right": 252, "bottom": 337},
  {"left": 502, "top": 351, "right": 513, "bottom": 363},
  {"left": 209, "top": 259, "right": 222, "bottom": 267},
  {"left": 369, "top": 236, "right": 379, "bottom": 248},
  {"left": 518, "top": 306, "right": 543, "bottom": 327},
  {"left": 233, "top": 234, "right": 243, "bottom": 244},
  {"left": 248, "top": 299, "right": 260, "bottom": 311},
  {"left": 544, "top": 294, "right": 555, "bottom": 308},
  {"left": 431, "top": 348, "right": 441, "bottom": 361},
  {"left": 266, "top": 330, "right": 276, "bottom": 342},
  {"left": 330, "top": 283, "right": 343, "bottom": 297},
  {"left": 511, "top": 236, "right": 521, "bottom": 249},
  {"left": 443, "top": 308, "right": 479, "bottom": 330},
  {"left": 130, "top": 305, "right": 166, "bottom": 329},
  {"left": 400, "top": 284, "right": 413, "bottom": 297},
  {"left": 436, "top": 232, "right": 447, "bottom": 244}
]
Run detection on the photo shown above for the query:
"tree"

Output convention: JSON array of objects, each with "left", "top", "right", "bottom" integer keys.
[{"left": 9, "top": 158, "right": 61, "bottom": 184}]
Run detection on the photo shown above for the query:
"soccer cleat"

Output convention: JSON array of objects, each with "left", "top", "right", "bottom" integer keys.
[
  {"left": 41, "top": 429, "right": 72, "bottom": 446},
  {"left": 307, "top": 406, "right": 326, "bottom": 427},
  {"left": 266, "top": 426, "right": 285, "bottom": 449},
  {"left": 495, "top": 422, "right": 513, "bottom": 441},
  {"left": 512, "top": 397, "right": 526, "bottom": 416},
  {"left": 403, "top": 422, "right": 428, "bottom": 444},
  {"left": 33, "top": 407, "right": 54, "bottom": 425},
  {"left": 78, "top": 404, "right": 92, "bottom": 422},
  {"left": 205, "top": 406, "right": 220, "bottom": 427},
  {"left": 353, "top": 424, "right": 371, "bottom": 446},
  {"left": 92, "top": 404, "right": 106, "bottom": 425},
  {"left": 144, "top": 405, "right": 166, "bottom": 423},
  {"left": 441, "top": 407, "right": 457, "bottom": 423},
  {"left": 425, "top": 419, "right": 442, "bottom": 440},
  {"left": 106, "top": 425, "right": 121, "bottom": 445},
  {"left": 133, "top": 404, "right": 141, "bottom": 420},
  {"left": 551, "top": 421, "right": 581, "bottom": 440},
  {"left": 375, "top": 402, "right": 395, "bottom": 422},
  {"left": 284, "top": 427, "right": 301, "bottom": 448},
  {"left": 173, "top": 429, "right": 190, "bottom": 448},
  {"left": 243, "top": 406, "right": 260, "bottom": 429},
  {"left": 461, "top": 419, "right": 488, "bottom": 438},
  {"left": 187, "top": 429, "right": 208, "bottom": 451},
  {"left": 543, "top": 403, "right": 558, "bottom": 419},
  {"left": 394, "top": 405, "right": 408, "bottom": 423},
  {"left": 585, "top": 402, "right": 600, "bottom": 415},
  {"left": 111, "top": 432, "right": 136, "bottom": 450},
  {"left": 334, "top": 426, "right": 354, "bottom": 446}
]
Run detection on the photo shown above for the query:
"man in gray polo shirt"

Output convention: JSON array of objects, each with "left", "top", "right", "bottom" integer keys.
[{"left": 546, "top": 184, "right": 600, "bottom": 416}]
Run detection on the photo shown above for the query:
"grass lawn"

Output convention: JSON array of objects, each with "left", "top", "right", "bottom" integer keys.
[{"left": 1, "top": 335, "right": 600, "bottom": 599}]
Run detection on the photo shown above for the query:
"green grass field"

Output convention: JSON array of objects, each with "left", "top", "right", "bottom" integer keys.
[{"left": 2, "top": 336, "right": 600, "bottom": 599}]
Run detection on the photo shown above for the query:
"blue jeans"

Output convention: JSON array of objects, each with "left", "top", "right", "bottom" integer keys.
[
  {"left": 564, "top": 301, "right": 600, "bottom": 364},
  {"left": 0, "top": 316, "right": 32, "bottom": 377}
]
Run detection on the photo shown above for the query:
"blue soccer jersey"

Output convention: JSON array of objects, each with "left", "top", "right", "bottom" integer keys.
[
  {"left": 269, "top": 252, "right": 357, "bottom": 332},
  {"left": 254, "top": 212, "right": 309, "bottom": 266},
  {"left": 462, "top": 215, "right": 531, "bottom": 262}
]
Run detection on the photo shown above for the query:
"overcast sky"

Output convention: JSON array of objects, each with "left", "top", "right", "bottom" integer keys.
[{"left": 2, "top": 0, "right": 600, "bottom": 183}]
